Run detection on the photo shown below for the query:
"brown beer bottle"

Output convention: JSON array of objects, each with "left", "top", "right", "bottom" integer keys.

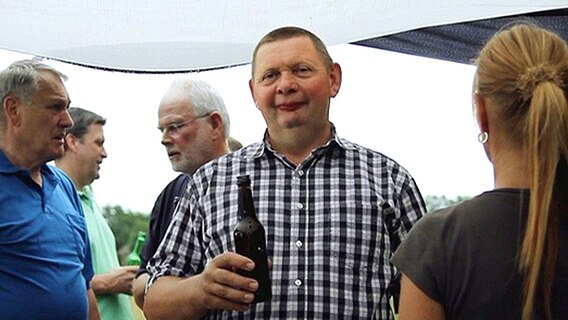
[{"left": 233, "top": 175, "right": 272, "bottom": 302}]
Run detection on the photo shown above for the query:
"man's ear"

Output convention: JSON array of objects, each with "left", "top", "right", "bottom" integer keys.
[
  {"left": 3, "top": 96, "right": 22, "bottom": 126},
  {"left": 329, "top": 63, "right": 342, "bottom": 98},
  {"left": 207, "top": 112, "right": 224, "bottom": 139},
  {"left": 249, "top": 78, "right": 260, "bottom": 110},
  {"left": 64, "top": 133, "right": 80, "bottom": 152}
]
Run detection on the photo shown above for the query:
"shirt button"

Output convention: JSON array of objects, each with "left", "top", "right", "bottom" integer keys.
[
  {"left": 296, "top": 202, "right": 304, "bottom": 209},
  {"left": 294, "top": 279, "right": 303, "bottom": 287},
  {"left": 295, "top": 240, "right": 303, "bottom": 248}
]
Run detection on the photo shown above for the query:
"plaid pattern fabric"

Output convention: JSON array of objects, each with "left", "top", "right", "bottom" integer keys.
[{"left": 147, "top": 128, "right": 426, "bottom": 319}]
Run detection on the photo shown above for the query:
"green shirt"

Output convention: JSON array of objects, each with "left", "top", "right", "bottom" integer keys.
[{"left": 80, "top": 185, "right": 132, "bottom": 320}]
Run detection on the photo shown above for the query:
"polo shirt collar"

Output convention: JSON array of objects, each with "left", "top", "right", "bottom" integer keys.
[
  {"left": 0, "top": 149, "right": 57, "bottom": 177},
  {"left": 0, "top": 149, "right": 21, "bottom": 174}
]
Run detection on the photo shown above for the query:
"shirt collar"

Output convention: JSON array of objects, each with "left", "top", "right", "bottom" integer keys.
[
  {"left": 0, "top": 149, "right": 21, "bottom": 174},
  {"left": 78, "top": 185, "right": 94, "bottom": 199},
  {"left": 257, "top": 123, "right": 356, "bottom": 157},
  {"left": 0, "top": 149, "right": 56, "bottom": 177}
]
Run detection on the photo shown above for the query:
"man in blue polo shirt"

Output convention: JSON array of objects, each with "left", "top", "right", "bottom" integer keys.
[{"left": 0, "top": 60, "right": 99, "bottom": 319}]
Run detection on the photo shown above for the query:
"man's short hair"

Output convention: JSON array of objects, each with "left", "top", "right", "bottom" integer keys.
[
  {"left": 164, "top": 78, "right": 231, "bottom": 138},
  {"left": 0, "top": 59, "right": 67, "bottom": 105},
  {"left": 0, "top": 60, "right": 67, "bottom": 123},
  {"left": 251, "top": 26, "right": 333, "bottom": 77},
  {"left": 65, "top": 107, "right": 106, "bottom": 139}
]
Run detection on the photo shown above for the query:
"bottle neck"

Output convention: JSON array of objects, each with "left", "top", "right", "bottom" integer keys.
[
  {"left": 238, "top": 186, "right": 257, "bottom": 219},
  {"left": 132, "top": 237, "right": 144, "bottom": 254}
]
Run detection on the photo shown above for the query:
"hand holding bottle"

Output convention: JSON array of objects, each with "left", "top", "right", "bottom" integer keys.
[
  {"left": 91, "top": 265, "right": 138, "bottom": 295},
  {"left": 191, "top": 252, "right": 260, "bottom": 312}
]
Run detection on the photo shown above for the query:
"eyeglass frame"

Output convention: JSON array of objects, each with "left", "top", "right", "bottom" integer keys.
[{"left": 158, "top": 113, "right": 211, "bottom": 136}]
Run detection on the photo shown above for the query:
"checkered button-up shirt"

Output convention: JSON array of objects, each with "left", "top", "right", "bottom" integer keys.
[{"left": 147, "top": 128, "right": 426, "bottom": 319}]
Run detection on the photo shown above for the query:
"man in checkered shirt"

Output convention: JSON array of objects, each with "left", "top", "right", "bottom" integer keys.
[{"left": 144, "top": 26, "right": 427, "bottom": 320}]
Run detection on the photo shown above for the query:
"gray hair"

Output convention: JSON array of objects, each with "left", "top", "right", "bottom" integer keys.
[
  {"left": 65, "top": 107, "right": 106, "bottom": 139},
  {"left": 163, "top": 79, "right": 230, "bottom": 138},
  {"left": 0, "top": 59, "right": 67, "bottom": 108}
]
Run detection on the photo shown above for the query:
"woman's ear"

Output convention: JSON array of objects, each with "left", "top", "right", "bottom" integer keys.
[{"left": 473, "top": 93, "right": 489, "bottom": 133}]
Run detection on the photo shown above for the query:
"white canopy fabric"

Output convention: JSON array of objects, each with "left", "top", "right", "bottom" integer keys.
[{"left": 0, "top": 1, "right": 566, "bottom": 72}]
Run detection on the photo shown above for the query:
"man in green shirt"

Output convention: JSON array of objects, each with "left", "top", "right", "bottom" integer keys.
[{"left": 55, "top": 107, "right": 137, "bottom": 320}]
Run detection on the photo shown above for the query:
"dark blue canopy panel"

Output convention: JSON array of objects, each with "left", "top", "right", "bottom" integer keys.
[{"left": 353, "top": 9, "right": 568, "bottom": 65}]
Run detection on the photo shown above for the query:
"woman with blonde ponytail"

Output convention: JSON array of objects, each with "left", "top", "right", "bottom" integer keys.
[{"left": 391, "top": 23, "right": 568, "bottom": 320}]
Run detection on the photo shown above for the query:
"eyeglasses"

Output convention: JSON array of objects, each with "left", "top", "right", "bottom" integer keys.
[{"left": 158, "top": 113, "right": 210, "bottom": 136}]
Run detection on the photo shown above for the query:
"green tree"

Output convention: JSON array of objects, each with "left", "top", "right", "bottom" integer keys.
[
  {"left": 424, "top": 195, "right": 471, "bottom": 213},
  {"left": 102, "top": 205, "right": 149, "bottom": 265}
]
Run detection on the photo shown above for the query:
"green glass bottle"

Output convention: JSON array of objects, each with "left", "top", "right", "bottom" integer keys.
[{"left": 126, "top": 231, "right": 146, "bottom": 266}]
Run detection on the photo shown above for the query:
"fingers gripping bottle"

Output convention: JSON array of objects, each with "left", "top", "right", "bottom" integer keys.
[{"left": 233, "top": 175, "right": 272, "bottom": 302}]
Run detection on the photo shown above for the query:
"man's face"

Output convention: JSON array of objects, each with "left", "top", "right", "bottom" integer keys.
[
  {"left": 75, "top": 123, "right": 107, "bottom": 185},
  {"left": 158, "top": 96, "right": 214, "bottom": 175},
  {"left": 249, "top": 36, "right": 341, "bottom": 135},
  {"left": 18, "top": 71, "right": 72, "bottom": 164}
]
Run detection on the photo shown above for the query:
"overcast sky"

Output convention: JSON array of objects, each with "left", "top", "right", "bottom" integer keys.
[{"left": 0, "top": 45, "right": 493, "bottom": 213}]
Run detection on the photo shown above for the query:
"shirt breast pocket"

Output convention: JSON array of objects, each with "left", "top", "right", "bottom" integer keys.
[
  {"left": 330, "top": 202, "right": 385, "bottom": 272},
  {"left": 63, "top": 212, "right": 88, "bottom": 262}
]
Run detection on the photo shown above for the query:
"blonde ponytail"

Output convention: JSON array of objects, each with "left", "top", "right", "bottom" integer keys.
[
  {"left": 521, "top": 79, "right": 567, "bottom": 319},
  {"left": 475, "top": 23, "right": 568, "bottom": 320}
]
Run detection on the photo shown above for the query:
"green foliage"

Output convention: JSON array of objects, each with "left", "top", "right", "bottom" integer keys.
[
  {"left": 102, "top": 205, "right": 149, "bottom": 265},
  {"left": 100, "top": 196, "right": 470, "bottom": 263},
  {"left": 424, "top": 195, "right": 471, "bottom": 213}
]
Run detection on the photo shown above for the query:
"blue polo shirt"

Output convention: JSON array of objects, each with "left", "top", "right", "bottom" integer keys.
[{"left": 0, "top": 150, "right": 94, "bottom": 319}]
